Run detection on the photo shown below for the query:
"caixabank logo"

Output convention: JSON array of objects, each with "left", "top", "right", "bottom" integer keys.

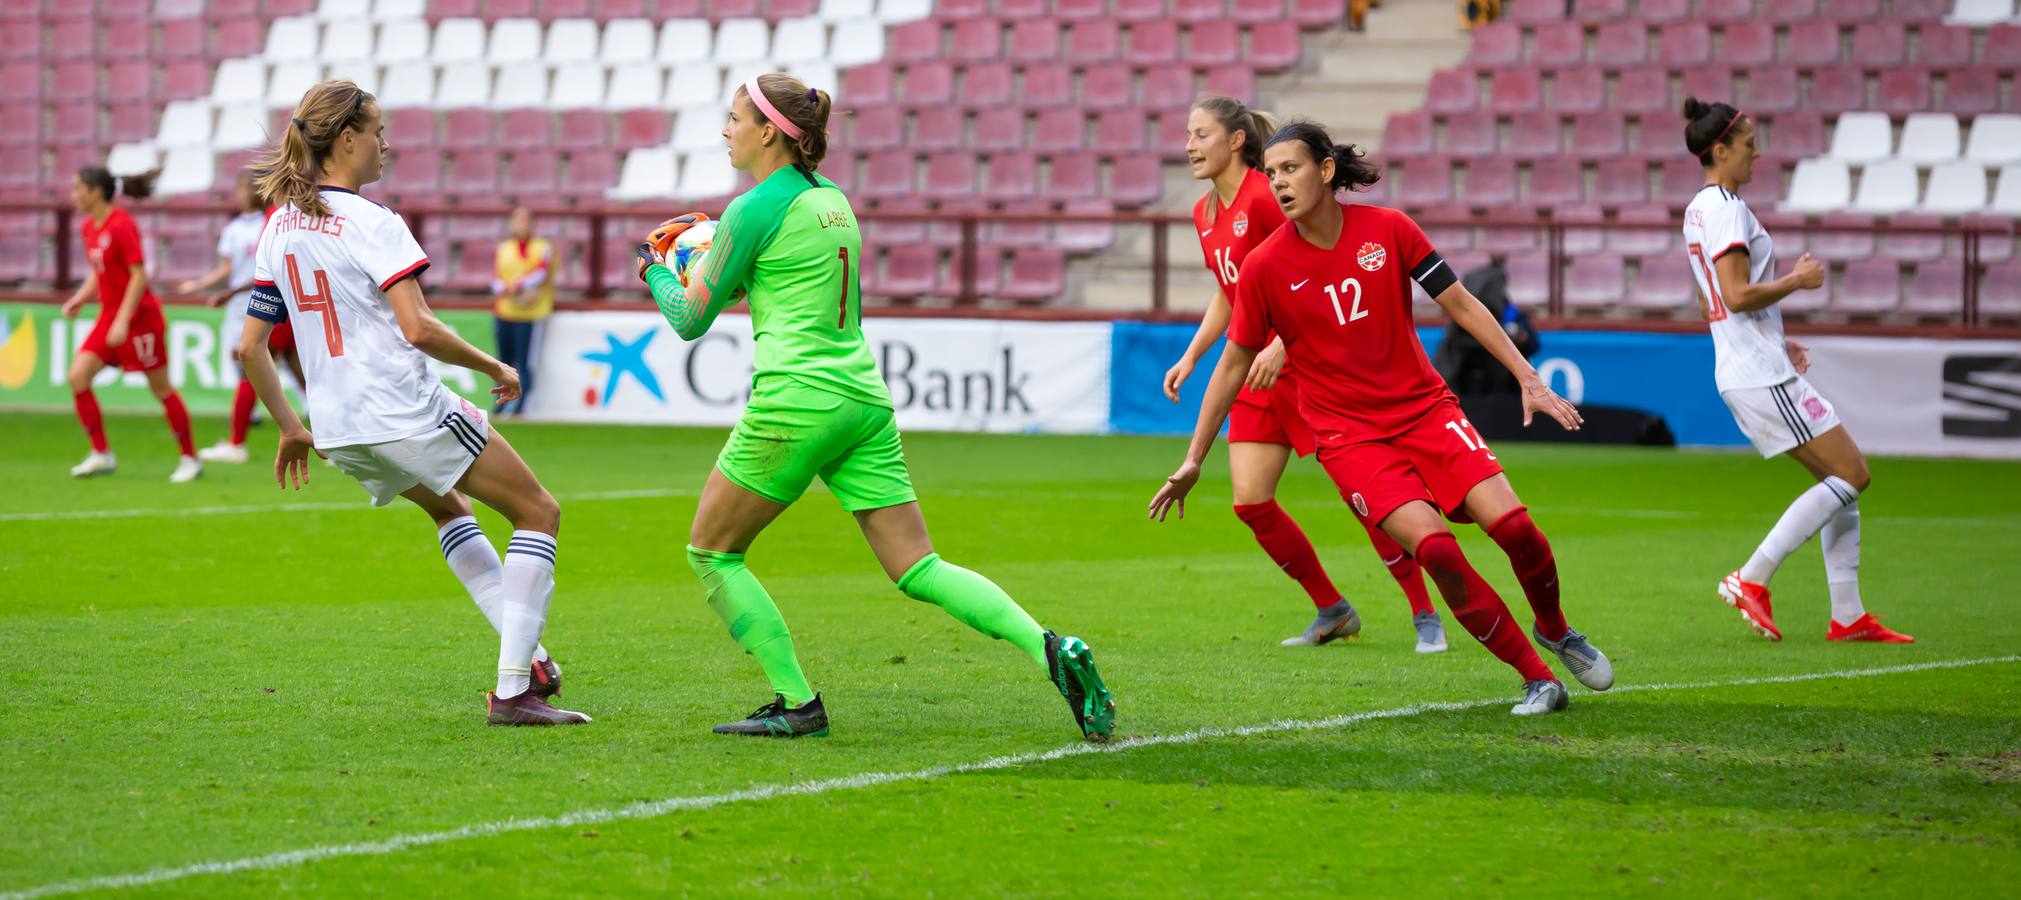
[{"left": 1942, "top": 355, "right": 2021, "bottom": 439}]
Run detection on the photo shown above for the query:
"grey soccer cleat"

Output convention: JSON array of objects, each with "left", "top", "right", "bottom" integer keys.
[
  {"left": 1280, "top": 601, "right": 1362, "bottom": 646},
  {"left": 713, "top": 694, "right": 830, "bottom": 738},
  {"left": 1413, "top": 611, "right": 1448, "bottom": 653},
  {"left": 1534, "top": 626, "right": 1614, "bottom": 691},
  {"left": 1510, "top": 679, "right": 1569, "bottom": 716}
]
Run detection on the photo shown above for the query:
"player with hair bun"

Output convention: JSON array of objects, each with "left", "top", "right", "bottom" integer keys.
[
  {"left": 1678, "top": 96, "right": 1911, "bottom": 644},
  {"left": 245, "top": 80, "right": 588, "bottom": 726},
  {"left": 1151, "top": 121, "right": 1613, "bottom": 716},
  {"left": 59, "top": 165, "right": 202, "bottom": 482},
  {"left": 636, "top": 72, "right": 1116, "bottom": 741},
  {"left": 1164, "top": 95, "right": 1446, "bottom": 653}
]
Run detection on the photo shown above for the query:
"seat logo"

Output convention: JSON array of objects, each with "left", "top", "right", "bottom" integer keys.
[{"left": 1941, "top": 354, "right": 2021, "bottom": 439}]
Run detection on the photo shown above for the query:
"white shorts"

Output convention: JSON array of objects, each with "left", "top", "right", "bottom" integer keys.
[
  {"left": 220, "top": 292, "right": 250, "bottom": 379},
  {"left": 1721, "top": 376, "right": 1842, "bottom": 458},
  {"left": 324, "top": 393, "right": 491, "bottom": 506}
]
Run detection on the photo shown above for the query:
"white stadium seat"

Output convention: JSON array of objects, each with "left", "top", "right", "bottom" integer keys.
[
  {"left": 433, "top": 19, "right": 488, "bottom": 64},
  {"left": 376, "top": 61, "right": 437, "bottom": 107},
  {"left": 674, "top": 104, "right": 727, "bottom": 149},
  {"left": 156, "top": 0, "right": 205, "bottom": 19},
  {"left": 1993, "top": 165, "right": 2021, "bottom": 216},
  {"left": 604, "top": 63, "right": 667, "bottom": 110},
  {"left": 105, "top": 143, "right": 161, "bottom": 177},
  {"left": 435, "top": 62, "right": 493, "bottom": 107},
  {"left": 320, "top": 18, "right": 377, "bottom": 65},
  {"left": 157, "top": 101, "right": 214, "bottom": 147},
  {"left": 317, "top": 0, "right": 370, "bottom": 19},
  {"left": 679, "top": 151, "right": 737, "bottom": 198},
  {"left": 602, "top": 19, "right": 657, "bottom": 65},
  {"left": 714, "top": 19, "right": 771, "bottom": 64},
  {"left": 610, "top": 146, "right": 678, "bottom": 199},
  {"left": 879, "top": 0, "right": 932, "bottom": 22},
  {"left": 212, "top": 105, "right": 271, "bottom": 151},
  {"left": 1783, "top": 159, "right": 1852, "bottom": 213},
  {"left": 545, "top": 19, "right": 601, "bottom": 64},
  {"left": 1947, "top": 0, "right": 2015, "bottom": 26},
  {"left": 1896, "top": 113, "right": 1960, "bottom": 166},
  {"left": 789, "top": 62, "right": 838, "bottom": 94},
  {"left": 1965, "top": 115, "right": 2021, "bottom": 166},
  {"left": 720, "top": 63, "right": 769, "bottom": 103},
  {"left": 372, "top": 0, "right": 426, "bottom": 20},
  {"left": 210, "top": 58, "right": 268, "bottom": 106},
  {"left": 265, "top": 18, "right": 322, "bottom": 61},
  {"left": 820, "top": 0, "right": 875, "bottom": 21},
  {"left": 1828, "top": 112, "right": 1894, "bottom": 164},
  {"left": 376, "top": 19, "right": 431, "bottom": 63},
  {"left": 1922, "top": 161, "right": 1989, "bottom": 214},
  {"left": 1852, "top": 160, "right": 1919, "bottom": 215},
  {"left": 657, "top": 21, "right": 714, "bottom": 65},
  {"left": 492, "top": 63, "right": 550, "bottom": 108},
  {"left": 487, "top": 19, "right": 544, "bottom": 65},
  {"left": 829, "top": 19, "right": 887, "bottom": 67},
  {"left": 156, "top": 147, "right": 216, "bottom": 197},
  {"left": 335, "top": 63, "right": 379, "bottom": 95},
  {"left": 772, "top": 18, "right": 829, "bottom": 64},
  {"left": 549, "top": 63, "right": 607, "bottom": 109},
  {"left": 666, "top": 64, "right": 723, "bottom": 111},
  {"left": 266, "top": 62, "right": 324, "bottom": 107}
]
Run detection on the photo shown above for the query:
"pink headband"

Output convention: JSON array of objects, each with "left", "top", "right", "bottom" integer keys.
[
  {"left": 1692, "top": 110, "right": 1747, "bottom": 158},
  {"left": 744, "top": 77, "right": 803, "bottom": 141}
]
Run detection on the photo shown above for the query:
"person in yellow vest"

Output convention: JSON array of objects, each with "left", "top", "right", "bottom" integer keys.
[{"left": 491, "top": 206, "right": 553, "bottom": 416}]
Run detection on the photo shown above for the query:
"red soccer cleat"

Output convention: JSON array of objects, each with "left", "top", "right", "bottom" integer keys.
[
  {"left": 1827, "top": 613, "right": 1916, "bottom": 643},
  {"left": 1719, "top": 572, "right": 1782, "bottom": 641}
]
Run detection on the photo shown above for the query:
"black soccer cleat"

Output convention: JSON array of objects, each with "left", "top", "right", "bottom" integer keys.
[
  {"left": 712, "top": 693, "right": 830, "bottom": 738},
  {"left": 529, "top": 657, "right": 562, "bottom": 699},
  {"left": 1046, "top": 631, "right": 1116, "bottom": 742}
]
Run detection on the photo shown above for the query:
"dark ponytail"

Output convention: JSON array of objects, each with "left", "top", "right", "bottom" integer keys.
[
  {"left": 1263, "top": 119, "right": 1382, "bottom": 192},
  {"left": 1682, "top": 96, "right": 1745, "bottom": 166},
  {"left": 77, "top": 165, "right": 158, "bottom": 202}
]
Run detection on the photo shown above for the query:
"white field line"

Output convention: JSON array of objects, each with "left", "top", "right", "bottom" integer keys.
[{"left": 4, "top": 654, "right": 2013, "bottom": 900}]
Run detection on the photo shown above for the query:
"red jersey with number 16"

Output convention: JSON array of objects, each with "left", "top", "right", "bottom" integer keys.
[
  {"left": 1229, "top": 202, "right": 1452, "bottom": 444},
  {"left": 1195, "top": 167, "right": 1291, "bottom": 385}
]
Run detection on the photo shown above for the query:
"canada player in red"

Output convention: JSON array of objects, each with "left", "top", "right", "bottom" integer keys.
[
  {"left": 58, "top": 166, "right": 201, "bottom": 482},
  {"left": 1150, "top": 122, "right": 1613, "bottom": 714},
  {"left": 1164, "top": 97, "right": 1444, "bottom": 652}
]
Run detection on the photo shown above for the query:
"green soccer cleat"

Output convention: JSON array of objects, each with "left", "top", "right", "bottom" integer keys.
[
  {"left": 1045, "top": 631, "right": 1116, "bottom": 742},
  {"left": 712, "top": 693, "right": 830, "bottom": 738}
]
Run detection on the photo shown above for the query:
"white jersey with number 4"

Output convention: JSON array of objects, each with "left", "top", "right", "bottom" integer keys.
[
  {"left": 249, "top": 187, "right": 443, "bottom": 449},
  {"left": 1682, "top": 185, "right": 1792, "bottom": 391}
]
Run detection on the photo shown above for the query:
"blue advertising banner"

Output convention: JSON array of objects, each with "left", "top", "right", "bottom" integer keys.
[{"left": 1109, "top": 322, "right": 1748, "bottom": 448}]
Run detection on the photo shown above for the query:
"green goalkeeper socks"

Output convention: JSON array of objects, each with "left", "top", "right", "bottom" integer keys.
[
  {"left": 898, "top": 553, "right": 1049, "bottom": 668},
  {"left": 687, "top": 545, "right": 815, "bottom": 707}
]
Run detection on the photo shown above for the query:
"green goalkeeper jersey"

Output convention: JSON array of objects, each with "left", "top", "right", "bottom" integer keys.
[{"left": 645, "top": 165, "right": 890, "bottom": 409}]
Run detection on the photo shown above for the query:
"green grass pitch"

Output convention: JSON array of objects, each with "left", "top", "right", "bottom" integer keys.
[{"left": 3, "top": 409, "right": 2018, "bottom": 897}]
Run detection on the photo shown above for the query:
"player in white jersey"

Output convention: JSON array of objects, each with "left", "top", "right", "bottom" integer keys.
[
  {"left": 1677, "top": 97, "right": 1911, "bottom": 645},
  {"left": 243, "top": 80, "right": 594, "bottom": 725},
  {"left": 176, "top": 172, "right": 302, "bottom": 464}
]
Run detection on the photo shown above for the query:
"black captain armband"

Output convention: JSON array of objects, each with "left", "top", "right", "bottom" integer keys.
[
  {"left": 247, "top": 282, "right": 288, "bottom": 323},
  {"left": 1411, "top": 252, "right": 1457, "bottom": 298}
]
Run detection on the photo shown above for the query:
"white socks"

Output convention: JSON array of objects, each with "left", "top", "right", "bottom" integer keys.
[
  {"left": 1740, "top": 476, "right": 1859, "bottom": 585},
  {"left": 496, "top": 531, "right": 558, "bottom": 698},
  {"left": 1821, "top": 504, "right": 1865, "bottom": 626},
  {"left": 438, "top": 517, "right": 549, "bottom": 665}
]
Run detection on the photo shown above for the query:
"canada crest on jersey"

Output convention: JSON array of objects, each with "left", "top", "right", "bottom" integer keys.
[
  {"left": 1231, "top": 211, "right": 1249, "bottom": 237},
  {"left": 1357, "top": 242, "right": 1386, "bottom": 272}
]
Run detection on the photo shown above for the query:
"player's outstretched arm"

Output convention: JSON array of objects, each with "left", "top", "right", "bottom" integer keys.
[
  {"left": 237, "top": 316, "right": 315, "bottom": 490},
  {"left": 385, "top": 279, "right": 521, "bottom": 403},
  {"left": 1431, "top": 281, "right": 1583, "bottom": 432},
  {"left": 1150, "top": 339, "right": 1257, "bottom": 522},
  {"left": 1165, "top": 289, "right": 1233, "bottom": 401}
]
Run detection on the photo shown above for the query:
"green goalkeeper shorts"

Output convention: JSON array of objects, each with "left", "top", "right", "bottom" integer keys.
[{"left": 716, "top": 376, "right": 918, "bottom": 512}]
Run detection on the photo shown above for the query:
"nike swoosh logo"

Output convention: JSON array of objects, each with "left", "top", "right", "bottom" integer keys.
[
  {"left": 1290, "top": 280, "right": 1309, "bottom": 290},
  {"left": 1200, "top": 229, "right": 1214, "bottom": 237},
  {"left": 1470, "top": 615, "right": 1501, "bottom": 642}
]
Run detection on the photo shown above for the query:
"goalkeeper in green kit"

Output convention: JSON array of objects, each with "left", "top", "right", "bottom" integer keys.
[{"left": 635, "top": 73, "right": 1116, "bottom": 741}]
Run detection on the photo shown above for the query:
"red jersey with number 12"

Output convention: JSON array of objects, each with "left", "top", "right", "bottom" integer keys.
[
  {"left": 1195, "top": 167, "right": 1290, "bottom": 380},
  {"left": 1229, "top": 202, "right": 1451, "bottom": 443}
]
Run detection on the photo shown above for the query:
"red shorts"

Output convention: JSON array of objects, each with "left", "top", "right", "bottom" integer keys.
[
  {"left": 1228, "top": 372, "right": 1317, "bottom": 457},
  {"left": 1316, "top": 399, "right": 1504, "bottom": 527},
  {"left": 268, "top": 319, "right": 296, "bottom": 352},
  {"left": 79, "top": 306, "right": 167, "bottom": 372}
]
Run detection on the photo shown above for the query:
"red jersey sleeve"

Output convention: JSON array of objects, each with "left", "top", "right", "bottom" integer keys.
[
  {"left": 113, "top": 214, "right": 144, "bottom": 269},
  {"left": 1389, "top": 207, "right": 1434, "bottom": 272},
  {"left": 1227, "top": 247, "right": 1273, "bottom": 352}
]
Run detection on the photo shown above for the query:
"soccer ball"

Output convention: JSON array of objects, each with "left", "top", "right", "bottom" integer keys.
[{"left": 673, "top": 221, "right": 716, "bottom": 286}]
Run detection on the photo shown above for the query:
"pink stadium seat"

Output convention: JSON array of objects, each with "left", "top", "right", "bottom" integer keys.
[
  {"left": 861, "top": 151, "right": 916, "bottom": 200},
  {"left": 488, "top": 0, "right": 538, "bottom": 17},
  {"left": 1808, "top": 67, "right": 1866, "bottom": 114},
  {"left": 506, "top": 154, "right": 558, "bottom": 199},
  {"left": 1290, "top": 0, "right": 1346, "bottom": 27},
  {"left": 1057, "top": 198, "right": 1117, "bottom": 251},
  {"left": 1835, "top": 259, "right": 1902, "bottom": 313},
  {"left": 1765, "top": 114, "right": 1825, "bottom": 158},
  {"left": 1247, "top": 22, "right": 1301, "bottom": 71},
  {"left": 556, "top": 109, "right": 611, "bottom": 151},
  {"left": 913, "top": 106, "right": 965, "bottom": 151},
  {"left": 1507, "top": 0, "right": 1566, "bottom": 21},
  {"left": 538, "top": 0, "right": 592, "bottom": 19},
  {"left": 1985, "top": 27, "right": 2021, "bottom": 69},
  {"left": 1550, "top": 67, "right": 1605, "bottom": 113},
  {"left": 1942, "top": 68, "right": 2001, "bottom": 117},
  {"left": 1469, "top": 21, "right": 1522, "bottom": 69},
  {"left": 1113, "top": 0, "right": 1165, "bottom": 21},
  {"left": 1902, "top": 263, "right": 1964, "bottom": 316},
  {"left": 565, "top": 153, "right": 617, "bottom": 197},
  {"left": 54, "top": 104, "right": 94, "bottom": 144},
  {"left": 52, "top": 62, "right": 94, "bottom": 101},
  {"left": 1530, "top": 21, "right": 1584, "bottom": 68},
  {"left": 156, "top": 19, "right": 206, "bottom": 61},
  {"left": 876, "top": 245, "right": 937, "bottom": 299},
  {"left": 1443, "top": 111, "right": 1496, "bottom": 156},
  {"left": 983, "top": 154, "right": 1040, "bottom": 200},
  {"left": 1627, "top": 253, "right": 1693, "bottom": 311},
  {"left": 1612, "top": 68, "right": 1670, "bottom": 114},
  {"left": 902, "top": 62, "right": 955, "bottom": 105},
  {"left": 1110, "top": 158, "right": 1163, "bottom": 206},
  {"left": 1740, "top": 67, "right": 1801, "bottom": 114},
  {"left": 1761, "top": 0, "right": 1818, "bottom": 22},
  {"left": 1505, "top": 111, "right": 1561, "bottom": 161},
  {"left": 1656, "top": 22, "right": 1712, "bottom": 68},
  {"left": 444, "top": 151, "right": 500, "bottom": 197},
  {"left": 1636, "top": 0, "right": 1692, "bottom": 21},
  {"left": 212, "top": 20, "right": 262, "bottom": 62},
  {"left": 1679, "top": 68, "right": 1734, "bottom": 108},
  {"left": 1421, "top": 213, "right": 1474, "bottom": 252},
  {"left": 1879, "top": 214, "right": 1947, "bottom": 263},
  {"left": 1981, "top": 262, "right": 2021, "bottom": 317},
  {"left": 1569, "top": 112, "right": 1624, "bottom": 159},
  {"left": 972, "top": 108, "right": 1025, "bottom": 152},
  {"left": 388, "top": 108, "right": 438, "bottom": 149},
  {"left": 1784, "top": 21, "right": 1842, "bottom": 68},
  {"left": 863, "top": 196, "right": 928, "bottom": 248},
  {"left": 925, "top": 153, "right": 979, "bottom": 200},
  {"left": 1119, "top": 20, "right": 1173, "bottom": 66},
  {"left": 1488, "top": 68, "right": 1542, "bottom": 113},
  {"left": 595, "top": 0, "right": 651, "bottom": 14},
  {"left": 1094, "top": 109, "right": 1146, "bottom": 153},
  {"left": 1173, "top": 0, "right": 1223, "bottom": 23},
  {"left": 1721, "top": 21, "right": 1775, "bottom": 69},
  {"left": 894, "top": 20, "right": 947, "bottom": 64},
  {"left": 1424, "top": 70, "right": 1478, "bottom": 112},
  {"left": 616, "top": 110, "right": 667, "bottom": 149},
  {"left": 1006, "top": 21, "right": 1060, "bottom": 63},
  {"left": 1396, "top": 157, "right": 1455, "bottom": 207},
  {"left": 50, "top": 20, "right": 89, "bottom": 62},
  {"left": 384, "top": 154, "right": 442, "bottom": 203},
  {"left": 934, "top": 242, "right": 1002, "bottom": 302},
  {"left": 842, "top": 63, "right": 895, "bottom": 107},
  {"left": 948, "top": 21, "right": 999, "bottom": 63},
  {"left": 1142, "top": 65, "right": 1196, "bottom": 113},
  {"left": 1043, "top": 153, "right": 1098, "bottom": 201},
  {"left": 1201, "top": 66, "right": 1256, "bottom": 103},
  {"left": 1081, "top": 63, "right": 1134, "bottom": 110},
  {"left": 1464, "top": 158, "right": 1518, "bottom": 208},
  {"left": 427, "top": 0, "right": 480, "bottom": 15},
  {"left": 0, "top": 21, "right": 39, "bottom": 62},
  {"left": 105, "top": 22, "right": 149, "bottom": 59},
  {"left": 767, "top": 0, "right": 817, "bottom": 13},
  {"left": 1590, "top": 22, "right": 1650, "bottom": 68},
  {"left": 847, "top": 106, "right": 903, "bottom": 151},
  {"left": 937, "top": 0, "right": 990, "bottom": 16},
  {"left": 1573, "top": 0, "right": 1629, "bottom": 18},
  {"left": 1565, "top": 253, "right": 1626, "bottom": 309},
  {"left": 1810, "top": 214, "right": 1877, "bottom": 260},
  {"left": 105, "top": 101, "right": 152, "bottom": 142},
  {"left": 1056, "top": 0, "right": 1107, "bottom": 20},
  {"left": 994, "top": 247, "right": 1066, "bottom": 304},
  {"left": 104, "top": 61, "right": 149, "bottom": 102},
  {"left": 1230, "top": 0, "right": 1285, "bottom": 23},
  {"left": 1152, "top": 108, "right": 1191, "bottom": 159},
  {"left": 1658, "top": 157, "right": 1704, "bottom": 197},
  {"left": 1031, "top": 107, "right": 1084, "bottom": 153},
  {"left": 161, "top": 59, "right": 208, "bottom": 99},
  {"left": 0, "top": 103, "right": 36, "bottom": 144},
  {"left": 1916, "top": 25, "right": 1975, "bottom": 69},
  {"left": 1889, "top": 0, "right": 1949, "bottom": 16},
  {"left": 961, "top": 62, "right": 1015, "bottom": 107},
  {"left": 441, "top": 109, "right": 494, "bottom": 152},
  {"left": 1819, "top": 0, "right": 1881, "bottom": 17},
  {"left": 1851, "top": 23, "right": 1907, "bottom": 68},
  {"left": 1382, "top": 111, "right": 1433, "bottom": 157},
  {"left": 1611, "top": 205, "right": 1676, "bottom": 256},
  {"left": 499, "top": 109, "right": 554, "bottom": 152},
  {"left": 1593, "top": 158, "right": 1648, "bottom": 206},
  {"left": 1528, "top": 158, "right": 1584, "bottom": 208},
  {"left": 1876, "top": 70, "right": 1932, "bottom": 116},
  {"left": 1505, "top": 253, "right": 1551, "bottom": 307},
  {"left": 1021, "top": 65, "right": 1072, "bottom": 107},
  {"left": 995, "top": 0, "right": 1049, "bottom": 18}
]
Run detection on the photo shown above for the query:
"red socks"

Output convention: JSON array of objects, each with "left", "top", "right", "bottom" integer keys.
[
  {"left": 1233, "top": 501, "right": 1343, "bottom": 609},
  {"left": 161, "top": 391, "right": 195, "bottom": 457},
  {"left": 229, "top": 379, "right": 255, "bottom": 446},
  {"left": 1487, "top": 507, "right": 1569, "bottom": 643},
  {"left": 1415, "top": 531, "right": 1553, "bottom": 682},
  {"left": 1364, "top": 522, "right": 1435, "bottom": 616},
  {"left": 73, "top": 390, "right": 108, "bottom": 453}
]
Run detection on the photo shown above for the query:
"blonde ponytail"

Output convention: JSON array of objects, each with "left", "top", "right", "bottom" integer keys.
[{"left": 254, "top": 80, "right": 373, "bottom": 219}]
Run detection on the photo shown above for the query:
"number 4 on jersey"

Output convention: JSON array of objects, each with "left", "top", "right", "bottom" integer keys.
[{"left": 284, "top": 253, "right": 344, "bottom": 356}]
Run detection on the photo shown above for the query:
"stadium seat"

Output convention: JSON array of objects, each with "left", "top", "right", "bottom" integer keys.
[
  {"left": 548, "top": 64, "right": 605, "bottom": 108},
  {"left": 1381, "top": 111, "right": 1432, "bottom": 157},
  {"left": 1549, "top": 68, "right": 1605, "bottom": 113},
  {"left": 1880, "top": 213, "right": 1948, "bottom": 262},
  {"left": 1609, "top": 205, "right": 1675, "bottom": 256},
  {"left": 609, "top": 145, "right": 675, "bottom": 199},
  {"left": 1462, "top": 160, "right": 1516, "bottom": 209},
  {"left": 1053, "top": 0, "right": 1107, "bottom": 20},
  {"left": 156, "top": 100, "right": 213, "bottom": 147},
  {"left": 1031, "top": 108, "right": 1083, "bottom": 153},
  {"left": 1990, "top": 164, "right": 2021, "bottom": 215},
  {"left": 1396, "top": 158, "right": 1454, "bottom": 208},
  {"left": 1740, "top": 67, "right": 1801, "bottom": 115},
  {"left": 1851, "top": 22, "right": 1908, "bottom": 68},
  {"left": 492, "top": 64, "right": 549, "bottom": 108},
  {"left": 494, "top": 107, "right": 551, "bottom": 151},
  {"left": 1765, "top": 113, "right": 1826, "bottom": 159},
  {"left": 840, "top": 61, "right": 894, "bottom": 107},
  {"left": 599, "top": 19, "right": 655, "bottom": 65},
  {"left": 678, "top": 150, "right": 737, "bottom": 199},
  {"left": 1529, "top": 21, "right": 1583, "bottom": 68},
  {"left": 545, "top": 19, "right": 601, "bottom": 64},
  {"left": 1006, "top": 20, "right": 1059, "bottom": 62},
  {"left": 1679, "top": 68, "right": 1734, "bottom": 111},
  {"left": 1247, "top": 22, "right": 1301, "bottom": 71},
  {"left": 773, "top": 18, "right": 828, "bottom": 65},
  {"left": 212, "top": 104, "right": 269, "bottom": 151},
  {"left": 604, "top": 62, "right": 666, "bottom": 109},
  {"left": 1876, "top": 70, "right": 1933, "bottom": 116},
  {"left": 1785, "top": 21, "right": 1843, "bottom": 67},
  {"left": 564, "top": 151, "right": 617, "bottom": 197},
  {"left": 666, "top": 64, "right": 722, "bottom": 111},
  {"left": 657, "top": 21, "right": 713, "bottom": 65},
  {"left": 1424, "top": 70, "right": 1477, "bottom": 112},
  {"left": 1056, "top": 197, "right": 1115, "bottom": 252},
  {"left": 1965, "top": 115, "right": 2021, "bottom": 166},
  {"left": 378, "top": 61, "right": 437, "bottom": 108},
  {"left": 1566, "top": 112, "right": 1622, "bottom": 160},
  {"left": 1612, "top": 68, "right": 1670, "bottom": 114},
  {"left": 1044, "top": 153, "right": 1098, "bottom": 201},
  {"left": 433, "top": 19, "right": 488, "bottom": 64},
  {"left": 1829, "top": 112, "right": 1895, "bottom": 164},
  {"left": 1722, "top": 21, "right": 1776, "bottom": 68},
  {"left": 1565, "top": 253, "right": 1626, "bottom": 309},
  {"left": 1899, "top": 113, "right": 1962, "bottom": 166},
  {"left": 321, "top": 19, "right": 375, "bottom": 67},
  {"left": 1504, "top": 111, "right": 1561, "bottom": 160},
  {"left": 1019, "top": 64, "right": 1071, "bottom": 108},
  {"left": 488, "top": 19, "right": 544, "bottom": 65},
  {"left": 1915, "top": 24, "right": 1975, "bottom": 68},
  {"left": 994, "top": 0, "right": 1048, "bottom": 18},
  {"left": 1081, "top": 63, "right": 1135, "bottom": 110},
  {"left": 155, "top": 146, "right": 216, "bottom": 196},
  {"left": 1656, "top": 21, "right": 1712, "bottom": 68},
  {"left": 1070, "top": 20, "right": 1124, "bottom": 64},
  {"left": 1593, "top": 158, "right": 1648, "bottom": 206},
  {"left": 1785, "top": 159, "right": 1853, "bottom": 213},
  {"left": 922, "top": 21, "right": 971, "bottom": 64},
  {"left": 992, "top": 246, "right": 1064, "bottom": 304},
  {"left": 1487, "top": 68, "right": 1541, "bottom": 114},
  {"left": 1470, "top": 21, "right": 1521, "bottom": 68},
  {"left": 441, "top": 108, "right": 494, "bottom": 150},
  {"left": 210, "top": 57, "right": 268, "bottom": 107},
  {"left": 1809, "top": 213, "right": 1878, "bottom": 259},
  {"left": 1627, "top": 252, "right": 1694, "bottom": 312},
  {"left": 1941, "top": 67, "right": 2001, "bottom": 117},
  {"left": 1444, "top": 111, "right": 1496, "bottom": 156},
  {"left": 1835, "top": 259, "right": 1903, "bottom": 312},
  {"left": 912, "top": 106, "right": 964, "bottom": 152},
  {"left": 1809, "top": 67, "right": 1867, "bottom": 114},
  {"left": 983, "top": 152, "right": 1041, "bottom": 200},
  {"left": 1949, "top": 0, "right": 2018, "bottom": 25},
  {"left": 1982, "top": 261, "right": 2021, "bottom": 317},
  {"left": 901, "top": 62, "right": 953, "bottom": 105},
  {"left": 1141, "top": 64, "right": 1196, "bottom": 114},
  {"left": 1591, "top": 22, "right": 1650, "bottom": 68},
  {"left": 1202, "top": 67, "right": 1256, "bottom": 104},
  {"left": 1923, "top": 160, "right": 1989, "bottom": 214},
  {"left": 1529, "top": 158, "right": 1585, "bottom": 208},
  {"left": 671, "top": 105, "right": 724, "bottom": 150}
]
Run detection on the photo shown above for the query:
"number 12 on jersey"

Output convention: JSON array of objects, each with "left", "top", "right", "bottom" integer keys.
[{"left": 1324, "top": 277, "right": 1368, "bottom": 325}]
